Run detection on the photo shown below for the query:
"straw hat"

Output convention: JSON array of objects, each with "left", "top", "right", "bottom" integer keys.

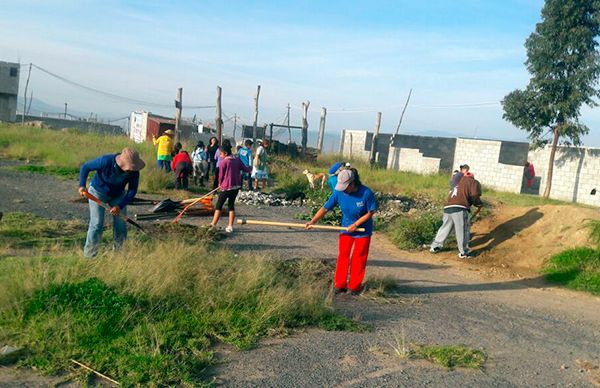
[
  {"left": 116, "top": 148, "right": 146, "bottom": 172},
  {"left": 164, "top": 129, "right": 174, "bottom": 135}
]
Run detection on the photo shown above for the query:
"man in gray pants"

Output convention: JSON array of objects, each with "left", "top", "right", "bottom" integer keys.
[{"left": 430, "top": 164, "right": 482, "bottom": 258}]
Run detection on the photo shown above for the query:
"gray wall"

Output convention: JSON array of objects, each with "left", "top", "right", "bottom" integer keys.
[
  {"left": 390, "top": 134, "right": 457, "bottom": 171},
  {"left": 0, "top": 94, "right": 17, "bottom": 122},
  {"left": 17, "top": 115, "right": 124, "bottom": 135},
  {"left": 0, "top": 61, "right": 19, "bottom": 122}
]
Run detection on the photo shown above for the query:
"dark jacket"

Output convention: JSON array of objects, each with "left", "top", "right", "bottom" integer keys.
[
  {"left": 79, "top": 154, "right": 139, "bottom": 209},
  {"left": 444, "top": 174, "right": 482, "bottom": 211}
]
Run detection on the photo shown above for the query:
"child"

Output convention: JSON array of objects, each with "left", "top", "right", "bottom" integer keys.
[{"left": 191, "top": 141, "right": 209, "bottom": 186}]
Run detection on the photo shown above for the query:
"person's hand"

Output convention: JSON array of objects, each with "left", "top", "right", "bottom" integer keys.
[
  {"left": 347, "top": 223, "right": 358, "bottom": 233},
  {"left": 305, "top": 221, "right": 315, "bottom": 230},
  {"left": 78, "top": 186, "right": 88, "bottom": 198},
  {"left": 110, "top": 206, "right": 120, "bottom": 216}
]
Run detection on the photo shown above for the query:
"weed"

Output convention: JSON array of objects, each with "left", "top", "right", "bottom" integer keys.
[
  {"left": 389, "top": 329, "right": 412, "bottom": 359},
  {"left": 587, "top": 220, "right": 600, "bottom": 247},
  {"left": 317, "top": 314, "right": 371, "bottom": 332},
  {"left": 0, "top": 212, "right": 87, "bottom": 248},
  {"left": 542, "top": 248, "right": 600, "bottom": 295},
  {"left": 13, "top": 165, "right": 80, "bottom": 179},
  {"left": 387, "top": 212, "right": 442, "bottom": 250},
  {"left": 413, "top": 344, "right": 487, "bottom": 369}
]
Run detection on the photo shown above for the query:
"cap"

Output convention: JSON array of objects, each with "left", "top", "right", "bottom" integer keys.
[
  {"left": 116, "top": 148, "right": 145, "bottom": 172},
  {"left": 164, "top": 129, "right": 174, "bottom": 135},
  {"left": 335, "top": 169, "right": 355, "bottom": 191},
  {"left": 459, "top": 161, "right": 470, "bottom": 170}
]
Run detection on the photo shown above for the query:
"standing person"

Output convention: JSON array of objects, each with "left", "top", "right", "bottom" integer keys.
[
  {"left": 213, "top": 139, "right": 232, "bottom": 189},
  {"left": 152, "top": 129, "right": 174, "bottom": 172},
  {"left": 171, "top": 144, "right": 193, "bottom": 190},
  {"left": 327, "top": 161, "right": 351, "bottom": 191},
  {"left": 305, "top": 169, "right": 377, "bottom": 295},
  {"left": 237, "top": 139, "right": 254, "bottom": 191},
  {"left": 252, "top": 139, "right": 269, "bottom": 191},
  {"left": 430, "top": 164, "right": 483, "bottom": 258},
  {"left": 191, "top": 141, "right": 209, "bottom": 186},
  {"left": 524, "top": 161, "right": 536, "bottom": 188},
  {"left": 207, "top": 137, "right": 219, "bottom": 184},
  {"left": 210, "top": 143, "right": 252, "bottom": 233},
  {"left": 78, "top": 148, "right": 145, "bottom": 258}
]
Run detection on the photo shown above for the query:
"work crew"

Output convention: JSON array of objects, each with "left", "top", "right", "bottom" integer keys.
[
  {"left": 430, "top": 163, "right": 483, "bottom": 258},
  {"left": 78, "top": 148, "right": 145, "bottom": 258},
  {"left": 306, "top": 168, "right": 377, "bottom": 295},
  {"left": 152, "top": 129, "right": 174, "bottom": 172},
  {"left": 210, "top": 142, "right": 252, "bottom": 233}
]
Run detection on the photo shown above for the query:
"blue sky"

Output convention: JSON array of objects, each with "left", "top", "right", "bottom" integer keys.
[{"left": 2, "top": 0, "right": 600, "bottom": 148}]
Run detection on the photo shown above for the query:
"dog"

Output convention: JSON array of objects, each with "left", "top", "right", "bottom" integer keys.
[{"left": 302, "top": 169, "right": 327, "bottom": 189}]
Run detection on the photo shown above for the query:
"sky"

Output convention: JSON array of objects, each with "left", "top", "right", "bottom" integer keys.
[{"left": 3, "top": 0, "right": 600, "bottom": 149}]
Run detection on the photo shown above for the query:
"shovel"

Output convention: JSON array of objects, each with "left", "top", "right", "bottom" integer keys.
[
  {"left": 82, "top": 191, "right": 149, "bottom": 236},
  {"left": 152, "top": 196, "right": 213, "bottom": 213}
]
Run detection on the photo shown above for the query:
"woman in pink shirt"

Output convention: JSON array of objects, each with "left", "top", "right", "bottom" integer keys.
[{"left": 210, "top": 143, "right": 252, "bottom": 233}]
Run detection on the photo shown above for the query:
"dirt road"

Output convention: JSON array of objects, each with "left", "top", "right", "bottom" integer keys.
[{"left": 1, "top": 167, "right": 599, "bottom": 387}]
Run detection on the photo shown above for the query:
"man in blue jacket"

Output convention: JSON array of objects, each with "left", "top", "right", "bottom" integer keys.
[{"left": 78, "top": 148, "right": 145, "bottom": 258}]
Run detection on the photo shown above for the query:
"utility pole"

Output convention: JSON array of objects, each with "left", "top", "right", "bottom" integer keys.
[
  {"left": 301, "top": 101, "right": 310, "bottom": 157},
  {"left": 370, "top": 111, "right": 382, "bottom": 165},
  {"left": 64, "top": 103, "right": 68, "bottom": 119},
  {"left": 232, "top": 114, "right": 238, "bottom": 141},
  {"left": 317, "top": 107, "right": 327, "bottom": 153},
  {"left": 22, "top": 63, "right": 31, "bottom": 126},
  {"left": 252, "top": 85, "right": 261, "bottom": 144},
  {"left": 216, "top": 86, "right": 223, "bottom": 145},
  {"left": 175, "top": 88, "right": 183, "bottom": 143},
  {"left": 287, "top": 103, "right": 291, "bottom": 144}
]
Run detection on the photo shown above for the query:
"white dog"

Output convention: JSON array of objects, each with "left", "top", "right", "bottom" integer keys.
[{"left": 302, "top": 169, "right": 327, "bottom": 189}]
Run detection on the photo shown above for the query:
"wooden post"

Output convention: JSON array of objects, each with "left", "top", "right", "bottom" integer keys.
[
  {"left": 64, "top": 103, "right": 68, "bottom": 119},
  {"left": 339, "top": 129, "right": 346, "bottom": 154},
  {"left": 269, "top": 123, "right": 273, "bottom": 144},
  {"left": 232, "top": 114, "right": 238, "bottom": 141},
  {"left": 287, "top": 103, "right": 291, "bottom": 144},
  {"left": 349, "top": 132, "right": 353, "bottom": 159},
  {"left": 175, "top": 87, "right": 182, "bottom": 143},
  {"left": 317, "top": 107, "right": 326, "bottom": 153},
  {"left": 370, "top": 111, "right": 382, "bottom": 165},
  {"left": 22, "top": 63, "right": 31, "bottom": 126},
  {"left": 252, "top": 85, "right": 261, "bottom": 144},
  {"left": 301, "top": 101, "right": 310, "bottom": 157},
  {"left": 216, "top": 86, "right": 223, "bottom": 145}
]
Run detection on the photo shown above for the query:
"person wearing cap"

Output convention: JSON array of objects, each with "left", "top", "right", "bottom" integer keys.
[
  {"left": 152, "top": 129, "right": 174, "bottom": 172},
  {"left": 430, "top": 163, "right": 482, "bottom": 259},
  {"left": 306, "top": 168, "right": 377, "bottom": 295},
  {"left": 78, "top": 148, "right": 145, "bottom": 258},
  {"left": 252, "top": 139, "right": 269, "bottom": 190},
  {"left": 327, "top": 161, "right": 351, "bottom": 191}
]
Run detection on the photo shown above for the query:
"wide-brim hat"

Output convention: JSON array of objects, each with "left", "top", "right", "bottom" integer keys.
[
  {"left": 164, "top": 129, "right": 174, "bottom": 135},
  {"left": 335, "top": 169, "right": 355, "bottom": 191},
  {"left": 116, "top": 148, "right": 146, "bottom": 172}
]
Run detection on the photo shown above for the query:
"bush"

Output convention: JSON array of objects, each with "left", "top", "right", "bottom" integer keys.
[
  {"left": 388, "top": 212, "right": 442, "bottom": 250},
  {"left": 543, "top": 247, "right": 600, "bottom": 295}
]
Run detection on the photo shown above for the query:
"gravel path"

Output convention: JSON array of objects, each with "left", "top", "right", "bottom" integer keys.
[{"left": 1, "top": 167, "right": 599, "bottom": 387}]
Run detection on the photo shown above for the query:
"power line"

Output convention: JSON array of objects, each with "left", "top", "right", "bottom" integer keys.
[{"left": 29, "top": 64, "right": 215, "bottom": 109}]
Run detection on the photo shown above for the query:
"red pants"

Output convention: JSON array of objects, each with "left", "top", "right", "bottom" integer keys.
[{"left": 336, "top": 234, "right": 372, "bottom": 292}]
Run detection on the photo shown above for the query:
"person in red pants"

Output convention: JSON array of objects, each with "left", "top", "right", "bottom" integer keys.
[{"left": 306, "top": 168, "right": 377, "bottom": 295}]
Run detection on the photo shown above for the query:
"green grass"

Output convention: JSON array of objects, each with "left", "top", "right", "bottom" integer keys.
[
  {"left": 542, "top": 247, "right": 600, "bottom": 295},
  {"left": 0, "top": 213, "right": 363, "bottom": 385},
  {"left": 0, "top": 212, "right": 87, "bottom": 249},
  {"left": 413, "top": 344, "right": 487, "bottom": 369},
  {"left": 13, "top": 165, "right": 81, "bottom": 179},
  {"left": 387, "top": 212, "right": 443, "bottom": 250}
]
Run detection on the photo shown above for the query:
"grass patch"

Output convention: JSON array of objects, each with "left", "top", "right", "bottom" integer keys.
[
  {"left": 413, "top": 344, "right": 487, "bottom": 369},
  {"left": 13, "top": 165, "right": 80, "bottom": 179},
  {"left": 0, "top": 212, "right": 87, "bottom": 248},
  {"left": 387, "top": 212, "right": 442, "bottom": 250},
  {"left": 542, "top": 247, "right": 600, "bottom": 295},
  {"left": 0, "top": 212, "right": 364, "bottom": 385},
  {"left": 587, "top": 219, "right": 600, "bottom": 247}
]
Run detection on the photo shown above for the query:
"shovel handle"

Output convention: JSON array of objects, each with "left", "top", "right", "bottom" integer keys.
[{"left": 82, "top": 191, "right": 148, "bottom": 235}]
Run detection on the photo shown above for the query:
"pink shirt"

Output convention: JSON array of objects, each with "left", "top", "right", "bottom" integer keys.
[{"left": 218, "top": 156, "right": 252, "bottom": 191}]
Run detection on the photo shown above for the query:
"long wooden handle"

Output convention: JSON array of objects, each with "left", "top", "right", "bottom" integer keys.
[
  {"left": 237, "top": 219, "right": 366, "bottom": 232},
  {"left": 172, "top": 187, "right": 219, "bottom": 223},
  {"left": 82, "top": 191, "right": 148, "bottom": 235}
]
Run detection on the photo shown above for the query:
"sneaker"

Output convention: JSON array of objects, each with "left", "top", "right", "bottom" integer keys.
[
  {"left": 349, "top": 289, "right": 362, "bottom": 296},
  {"left": 225, "top": 226, "right": 233, "bottom": 233},
  {"left": 430, "top": 246, "right": 441, "bottom": 253},
  {"left": 334, "top": 287, "right": 347, "bottom": 295},
  {"left": 458, "top": 251, "right": 474, "bottom": 259}
]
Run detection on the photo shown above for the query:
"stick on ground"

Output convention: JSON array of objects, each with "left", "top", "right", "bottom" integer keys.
[
  {"left": 237, "top": 219, "right": 366, "bottom": 232},
  {"left": 70, "top": 359, "right": 120, "bottom": 386}
]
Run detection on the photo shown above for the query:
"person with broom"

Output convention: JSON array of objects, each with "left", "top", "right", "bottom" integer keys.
[
  {"left": 78, "top": 148, "right": 145, "bottom": 258},
  {"left": 305, "top": 168, "right": 377, "bottom": 295},
  {"left": 210, "top": 142, "right": 252, "bottom": 233}
]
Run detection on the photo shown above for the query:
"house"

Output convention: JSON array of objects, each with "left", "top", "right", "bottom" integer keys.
[
  {"left": 129, "top": 111, "right": 198, "bottom": 143},
  {"left": 0, "top": 61, "right": 20, "bottom": 122}
]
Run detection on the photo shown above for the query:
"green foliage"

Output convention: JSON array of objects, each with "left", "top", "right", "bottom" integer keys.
[
  {"left": 587, "top": 219, "right": 600, "bottom": 247},
  {"left": 14, "top": 165, "right": 80, "bottom": 179},
  {"left": 413, "top": 344, "right": 487, "bottom": 369},
  {"left": 502, "top": 0, "right": 600, "bottom": 147},
  {"left": 542, "top": 247, "right": 600, "bottom": 295},
  {"left": 387, "top": 212, "right": 442, "bottom": 250},
  {"left": 0, "top": 212, "right": 87, "bottom": 248},
  {"left": 317, "top": 314, "right": 371, "bottom": 332}
]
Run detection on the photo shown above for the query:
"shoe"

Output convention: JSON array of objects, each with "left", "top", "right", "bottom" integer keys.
[
  {"left": 349, "top": 289, "right": 362, "bottom": 296},
  {"left": 430, "top": 246, "right": 441, "bottom": 253},
  {"left": 225, "top": 226, "right": 233, "bottom": 233},
  {"left": 334, "top": 287, "right": 347, "bottom": 294},
  {"left": 458, "top": 251, "right": 474, "bottom": 259}
]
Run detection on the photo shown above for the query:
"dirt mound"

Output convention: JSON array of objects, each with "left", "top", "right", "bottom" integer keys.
[{"left": 468, "top": 205, "right": 599, "bottom": 278}]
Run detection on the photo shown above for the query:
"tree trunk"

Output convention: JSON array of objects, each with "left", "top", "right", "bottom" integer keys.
[{"left": 543, "top": 126, "right": 560, "bottom": 198}]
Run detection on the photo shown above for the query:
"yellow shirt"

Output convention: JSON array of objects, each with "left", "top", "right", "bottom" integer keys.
[{"left": 153, "top": 135, "right": 173, "bottom": 159}]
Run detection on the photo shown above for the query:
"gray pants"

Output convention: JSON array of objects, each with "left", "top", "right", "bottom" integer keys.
[{"left": 431, "top": 210, "right": 470, "bottom": 254}]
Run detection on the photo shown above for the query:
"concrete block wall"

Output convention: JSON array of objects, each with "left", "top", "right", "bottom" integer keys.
[
  {"left": 340, "top": 130, "right": 371, "bottom": 161},
  {"left": 388, "top": 148, "right": 441, "bottom": 174},
  {"left": 528, "top": 146, "right": 600, "bottom": 206},
  {"left": 453, "top": 138, "right": 524, "bottom": 193}
]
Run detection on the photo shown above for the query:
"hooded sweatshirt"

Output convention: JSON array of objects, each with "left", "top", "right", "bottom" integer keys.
[{"left": 444, "top": 174, "right": 482, "bottom": 212}]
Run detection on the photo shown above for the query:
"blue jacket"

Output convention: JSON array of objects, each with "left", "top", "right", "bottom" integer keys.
[{"left": 79, "top": 154, "right": 139, "bottom": 209}]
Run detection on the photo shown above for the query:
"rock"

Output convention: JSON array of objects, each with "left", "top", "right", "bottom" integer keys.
[
  {"left": 0, "top": 345, "right": 24, "bottom": 364},
  {"left": 560, "top": 364, "right": 568, "bottom": 370}
]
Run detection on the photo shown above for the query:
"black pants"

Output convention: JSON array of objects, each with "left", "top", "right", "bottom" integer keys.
[
  {"left": 175, "top": 162, "right": 192, "bottom": 190},
  {"left": 212, "top": 167, "right": 220, "bottom": 189},
  {"left": 215, "top": 189, "right": 240, "bottom": 211}
]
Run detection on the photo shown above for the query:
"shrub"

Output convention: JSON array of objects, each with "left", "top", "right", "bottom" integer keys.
[
  {"left": 388, "top": 212, "right": 442, "bottom": 250},
  {"left": 543, "top": 247, "right": 600, "bottom": 295}
]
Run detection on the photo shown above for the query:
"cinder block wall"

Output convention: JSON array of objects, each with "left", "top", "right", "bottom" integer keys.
[{"left": 340, "top": 130, "right": 371, "bottom": 161}]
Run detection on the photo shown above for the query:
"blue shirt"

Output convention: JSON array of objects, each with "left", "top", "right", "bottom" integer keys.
[
  {"left": 79, "top": 154, "right": 140, "bottom": 209},
  {"left": 323, "top": 185, "right": 377, "bottom": 237},
  {"left": 238, "top": 147, "right": 252, "bottom": 167}
]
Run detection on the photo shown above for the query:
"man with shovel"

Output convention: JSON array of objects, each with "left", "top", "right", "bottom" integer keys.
[{"left": 78, "top": 148, "right": 146, "bottom": 258}]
